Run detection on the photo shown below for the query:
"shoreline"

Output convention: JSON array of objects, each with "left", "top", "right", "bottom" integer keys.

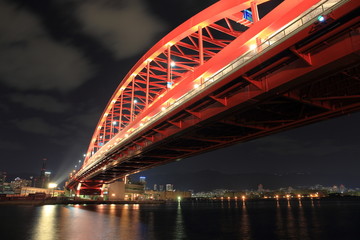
[{"left": 0, "top": 196, "right": 359, "bottom": 205}]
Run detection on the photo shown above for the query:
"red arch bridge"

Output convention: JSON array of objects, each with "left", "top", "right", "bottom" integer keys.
[{"left": 66, "top": 0, "right": 360, "bottom": 195}]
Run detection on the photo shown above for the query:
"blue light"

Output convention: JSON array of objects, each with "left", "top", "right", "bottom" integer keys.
[
  {"left": 243, "top": 10, "right": 253, "bottom": 22},
  {"left": 317, "top": 15, "right": 325, "bottom": 22}
]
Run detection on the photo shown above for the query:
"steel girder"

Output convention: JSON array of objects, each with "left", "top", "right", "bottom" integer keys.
[{"left": 66, "top": 0, "right": 359, "bottom": 190}]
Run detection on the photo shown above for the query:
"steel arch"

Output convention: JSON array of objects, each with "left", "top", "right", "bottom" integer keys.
[{"left": 83, "top": 0, "right": 322, "bottom": 167}]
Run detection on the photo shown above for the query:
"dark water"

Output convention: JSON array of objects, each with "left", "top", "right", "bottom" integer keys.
[{"left": 1, "top": 199, "right": 359, "bottom": 240}]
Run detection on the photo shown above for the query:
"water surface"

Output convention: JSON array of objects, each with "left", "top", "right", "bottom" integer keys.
[{"left": 1, "top": 199, "right": 359, "bottom": 240}]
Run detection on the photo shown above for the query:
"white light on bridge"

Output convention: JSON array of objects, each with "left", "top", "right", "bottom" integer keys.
[
  {"left": 249, "top": 44, "right": 257, "bottom": 51},
  {"left": 317, "top": 15, "right": 325, "bottom": 22}
]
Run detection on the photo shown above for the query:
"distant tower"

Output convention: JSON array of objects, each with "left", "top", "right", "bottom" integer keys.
[
  {"left": 258, "top": 184, "right": 264, "bottom": 193},
  {"left": 36, "top": 158, "right": 47, "bottom": 188},
  {"left": 153, "top": 184, "right": 158, "bottom": 191}
]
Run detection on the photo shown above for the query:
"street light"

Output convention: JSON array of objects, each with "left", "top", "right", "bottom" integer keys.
[{"left": 48, "top": 183, "right": 58, "bottom": 197}]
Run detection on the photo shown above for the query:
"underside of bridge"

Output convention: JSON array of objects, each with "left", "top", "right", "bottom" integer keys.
[{"left": 67, "top": 0, "right": 360, "bottom": 193}]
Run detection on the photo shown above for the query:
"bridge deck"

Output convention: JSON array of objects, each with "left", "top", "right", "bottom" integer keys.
[{"left": 66, "top": 0, "right": 360, "bottom": 192}]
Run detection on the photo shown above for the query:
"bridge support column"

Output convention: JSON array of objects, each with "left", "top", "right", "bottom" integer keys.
[
  {"left": 100, "top": 184, "right": 106, "bottom": 198},
  {"left": 76, "top": 183, "right": 82, "bottom": 197}
]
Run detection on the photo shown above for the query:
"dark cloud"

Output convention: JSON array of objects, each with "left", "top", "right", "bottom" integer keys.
[
  {"left": 9, "top": 93, "right": 69, "bottom": 113},
  {"left": 0, "top": 102, "right": 9, "bottom": 112},
  {"left": 0, "top": 0, "right": 93, "bottom": 92},
  {"left": 0, "top": 139, "right": 24, "bottom": 151},
  {"left": 67, "top": 109, "right": 100, "bottom": 128},
  {"left": 13, "top": 117, "right": 64, "bottom": 136},
  {"left": 75, "top": 0, "right": 167, "bottom": 59}
]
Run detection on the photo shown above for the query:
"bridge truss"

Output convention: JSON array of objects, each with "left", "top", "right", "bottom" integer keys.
[{"left": 66, "top": 0, "right": 360, "bottom": 193}]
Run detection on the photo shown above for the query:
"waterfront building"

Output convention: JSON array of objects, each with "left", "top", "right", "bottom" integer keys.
[
  {"left": 108, "top": 181, "right": 125, "bottom": 201},
  {"left": 10, "top": 177, "right": 32, "bottom": 193},
  {"left": 166, "top": 184, "right": 174, "bottom": 192},
  {"left": 0, "top": 182, "right": 13, "bottom": 194},
  {"left": 19, "top": 186, "right": 64, "bottom": 197},
  {"left": 107, "top": 180, "right": 145, "bottom": 201},
  {"left": 145, "top": 190, "right": 191, "bottom": 201}
]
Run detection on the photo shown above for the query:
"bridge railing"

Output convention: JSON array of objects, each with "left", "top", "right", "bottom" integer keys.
[
  {"left": 74, "top": 0, "right": 347, "bottom": 180},
  {"left": 142, "top": 0, "right": 346, "bottom": 125}
]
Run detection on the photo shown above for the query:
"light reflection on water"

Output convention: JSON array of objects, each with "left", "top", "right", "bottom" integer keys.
[
  {"left": 174, "top": 202, "right": 187, "bottom": 239},
  {"left": 240, "top": 201, "right": 251, "bottom": 240},
  {"left": 32, "top": 205, "right": 57, "bottom": 240},
  {"left": 2, "top": 199, "right": 354, "bottom": 240}
]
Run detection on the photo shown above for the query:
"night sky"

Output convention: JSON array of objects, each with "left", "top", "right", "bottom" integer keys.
[{"left": 0, "top": 0, "right": 359, "bottom": 189}]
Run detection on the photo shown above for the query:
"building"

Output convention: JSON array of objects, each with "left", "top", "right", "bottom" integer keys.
[
  {"left": 0, "top": 172, "right": 13, "bottom": 194},
  {"left": 35, "top": 158, "right": 48, "bottom": 188},
  {"left": 166, "top": 184, "right": 174, "bottom": 192},
  {"left": 0, "top": 172, "right": 6, "bottom": 184},
  {"left": 19, "top": 187, "right": 64, "bottom": 197},
  {"left": 145, "top": 190, "right": 191, "bottom": 201},
  {"left": 139, "top": 176, "right": 146, "bottom": 184},
  {"left": 44, "top": 172, "right": 51, "bottom": 188},
  {"left": 107, "top": 181, "right": 125, "bottom": 200},
  {"left": 107, "top": 180, "right": 145, "bottom": 201},
  {"left": 0, "top": 172, "right": 6, "bottom": 193},
  {"left": 10, "top": 177, "right": 32, "bottom": 193}
]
